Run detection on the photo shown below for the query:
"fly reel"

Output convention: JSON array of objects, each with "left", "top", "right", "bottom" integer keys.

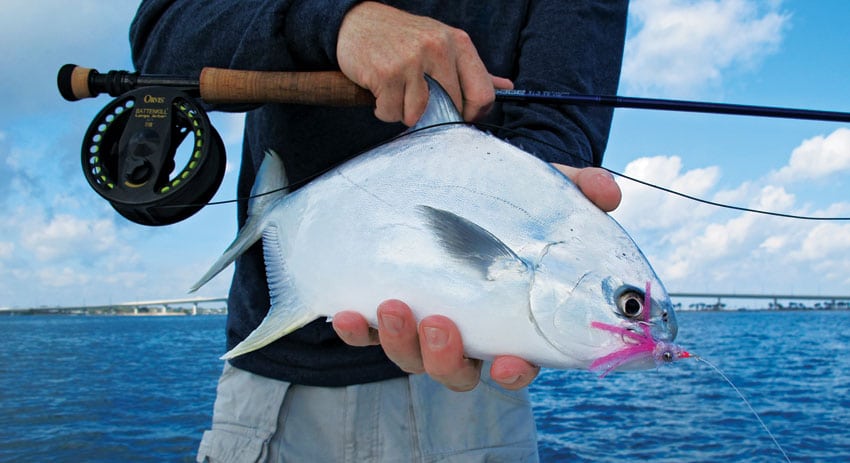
[{"left": 80, "top": 86, "right": 225, "bottom": 226}]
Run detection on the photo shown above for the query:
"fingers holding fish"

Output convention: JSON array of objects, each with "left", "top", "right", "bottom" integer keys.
[
  {"left": 335, "top": 300, "right": 538, "bottom": 392},
  {"left": 553, "top": 164, "right": 622, "bottom": 212},
  {"left": 450, "top": 38, "right": 496, "bottom": 122},
  {"left": 335, "top": 299, "right": 536, "bottom": 393},
  {"left": 374, "top": 299, "right": 426, "bottom": 374},
  {"left": 418, "top": 315, "right": 483, "bottom": 392},
  {"left": 331, "top": 311, "right": 380, "bottom": 347},
  {"left": 489, "top": 356, "right": 540, "bottom": 391},
  {"left": 337, "top": 2, "right": 499, "bottom": 125}
]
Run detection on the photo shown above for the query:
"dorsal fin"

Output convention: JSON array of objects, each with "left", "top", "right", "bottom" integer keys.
[
  {"left": 411, "top": 76, "right": 463, "bottom": 131},
  {"left": 248, "top": 150, "right": 289, "bottom": 217}
]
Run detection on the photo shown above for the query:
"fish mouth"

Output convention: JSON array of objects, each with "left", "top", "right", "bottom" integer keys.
[
  {"left": 622, "top": 321, "right": 673, "bottom": 347},
  {"left": 588, "top": 320, "right": 686, "bottom": 376},
  {"left": 622, "top": 323, "right": 651, "bottom": 343}
]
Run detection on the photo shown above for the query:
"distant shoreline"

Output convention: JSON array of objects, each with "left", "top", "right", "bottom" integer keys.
[
  {"left": 0, "top": 308, "right": 227, "bottom": 316},
  {"left": 676, "top": 307, "right": 850, "bottom": 313}
]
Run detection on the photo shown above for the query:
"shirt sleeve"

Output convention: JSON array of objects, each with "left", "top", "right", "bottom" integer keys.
[
  {"left": 129, "top": 0, "right": 363, "bottom": 75},
  {"left": 500, "top": 0, "right": 628, "bottom": 168}
]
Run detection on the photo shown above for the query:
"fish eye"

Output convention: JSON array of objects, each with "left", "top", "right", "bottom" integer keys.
[
  {"left": 661, "top": 351, "right": 674, "bottom": 362},
  {"left": 617, "top": 291, "right": 644, "bottom": 319}
]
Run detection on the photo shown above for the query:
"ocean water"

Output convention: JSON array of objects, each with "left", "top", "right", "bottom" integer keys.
[{"left": 0, "top": 311, "right": 848, "bottom": 462}]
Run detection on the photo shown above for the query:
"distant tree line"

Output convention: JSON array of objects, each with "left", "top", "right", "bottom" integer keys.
[{"left": 673, "top": 300, "right": 850, "bottom": 311}]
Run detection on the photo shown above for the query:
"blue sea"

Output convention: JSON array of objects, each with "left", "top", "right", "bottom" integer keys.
[{"left": 1, "top": 311, "right": 848, "bottom": 462}]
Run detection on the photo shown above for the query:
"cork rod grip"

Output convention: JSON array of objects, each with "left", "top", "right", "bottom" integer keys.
[{"left": 199, "top": 68, "right": 375, "bottom": 107}]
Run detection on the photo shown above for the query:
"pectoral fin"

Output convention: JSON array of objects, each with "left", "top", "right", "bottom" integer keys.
[{"left": 418, "top": 205, "right": 528, "bottom": 279}]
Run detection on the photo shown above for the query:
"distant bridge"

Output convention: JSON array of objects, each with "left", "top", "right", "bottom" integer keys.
[
  {"left": 669, "top": 292, "right": 850, "bottom": 311},
  {"left": 0, "top": 297, "right": 228, "bottom": 316}
]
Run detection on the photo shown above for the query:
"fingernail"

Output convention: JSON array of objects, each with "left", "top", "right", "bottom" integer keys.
[
  {"left": 423, "top": 326, "right": 448, "bottom": 350},
  {"left": 380, "top": 313, "right": 404, "bottom": 335},
  {"left": 595, "top": 169, "right": 614, "bottom": 184},
  {"left": 500, "top": 374, "right": 521, "bottom": 385}
]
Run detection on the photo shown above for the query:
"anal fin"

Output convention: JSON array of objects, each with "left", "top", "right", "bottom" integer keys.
[{"left": 220, "top": 225, "right": 316, "bottom": 359}]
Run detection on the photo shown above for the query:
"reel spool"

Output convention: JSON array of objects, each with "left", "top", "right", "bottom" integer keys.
[{"left": 81, "top": 87, "right": 225, "bottom": 226}]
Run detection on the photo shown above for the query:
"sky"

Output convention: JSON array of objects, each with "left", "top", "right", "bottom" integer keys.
[{"left": 1, "top": 0, "right": 848, "bottom": 308}]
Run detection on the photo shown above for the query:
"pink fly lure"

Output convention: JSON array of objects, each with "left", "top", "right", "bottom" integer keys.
[{"left": 589, "top": 281, "right": 690, "bottom": 377}]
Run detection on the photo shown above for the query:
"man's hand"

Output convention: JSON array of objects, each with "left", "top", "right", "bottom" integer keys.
[
  {"left": 332, "top": 165, "right": 622, "bottom": 391},
  {"left": 337, "top": 2, "right": 513, "bottom": 126},
  {"left": 553, "top": 164, "right": 622, "bottom": 212},
  {"left": 333, "top": 300, "right": 486, "bottom": 392}
]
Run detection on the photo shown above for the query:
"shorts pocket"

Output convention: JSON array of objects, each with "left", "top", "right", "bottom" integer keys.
[
  {"left": 409, "top": 372, "right": 538, "bottom": 461},
  {"left": 196, "top": 427, "right": 268, "bottom": 463}
]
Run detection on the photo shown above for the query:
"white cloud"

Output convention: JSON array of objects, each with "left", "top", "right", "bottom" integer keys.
[
  {"left": 772, "top": 128, "right": 850, "bottom": 182},
  {"left": 0, "top": 198, "right": 144, "bottom": 297},
  {"left": 792, "top": 223, "right": 850, "bottom": 261},
  {"left": 758, "top": 235, "right": 786, "bottom": 253},
  {"left": 659, "top": 213, "right": 756, "bottom": 278},
  {"left": 611, "top": 148, "right": 850, "bottom": 294},
  {"left": 752, "top": 185, "right": 795, "bottom": 212},
  {"left": 613, "top": 155, "right": 720, "bottom": 230},
  {"left": 19, "top": 214, "right": 121, "bottom": 261},
  {"left": 36, "top": 266, "right": 93, "bottom": 288},
  {"left": 622, "top": 0, "right": 789, "bottom": 96}
]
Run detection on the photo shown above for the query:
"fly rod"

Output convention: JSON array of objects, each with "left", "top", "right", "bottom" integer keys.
[
  {"left": 59, "top": 64, "right": 850, "bottom": 123},
  {"left": 57, "top": 64, "right": 850, "bottom": 227}
]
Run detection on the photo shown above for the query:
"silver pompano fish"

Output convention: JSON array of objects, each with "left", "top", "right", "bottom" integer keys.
[{"left": 192, "top": 79, "right": 681, "bottom": 373}]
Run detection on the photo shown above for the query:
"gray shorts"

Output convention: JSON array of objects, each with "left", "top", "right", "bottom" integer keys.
[{"left": 196, "top": 362, "right": 539, "bottom": 462}]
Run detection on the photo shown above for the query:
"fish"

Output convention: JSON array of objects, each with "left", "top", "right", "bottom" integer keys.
[{"left": 191, "top": 77, "right": 685, "bottom": 373}]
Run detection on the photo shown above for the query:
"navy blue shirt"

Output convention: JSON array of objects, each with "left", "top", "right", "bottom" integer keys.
[{"left": 130, "top": 0, "right": 627, "bottom": 386}]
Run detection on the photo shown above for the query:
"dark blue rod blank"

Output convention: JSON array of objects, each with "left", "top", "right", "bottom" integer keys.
[{"left": 495, "top": 90, "right": 850, "bottom": 124}]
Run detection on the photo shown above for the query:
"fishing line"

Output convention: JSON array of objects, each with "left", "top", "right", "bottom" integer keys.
[
  {"left": 148, "top": 121, "right": 468, "bottom": 211},
  {"left": 471, "top": 121, "right": 850, "bottom": 221},
  {"left": 607, "top": 169, "right": 850, "bottom": 221},
  {"left": 152, "top": 120, "right": 850, "bottom": 222},
  {"left": 694, "top": 356, "right": 793, "bottom": 463}
]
